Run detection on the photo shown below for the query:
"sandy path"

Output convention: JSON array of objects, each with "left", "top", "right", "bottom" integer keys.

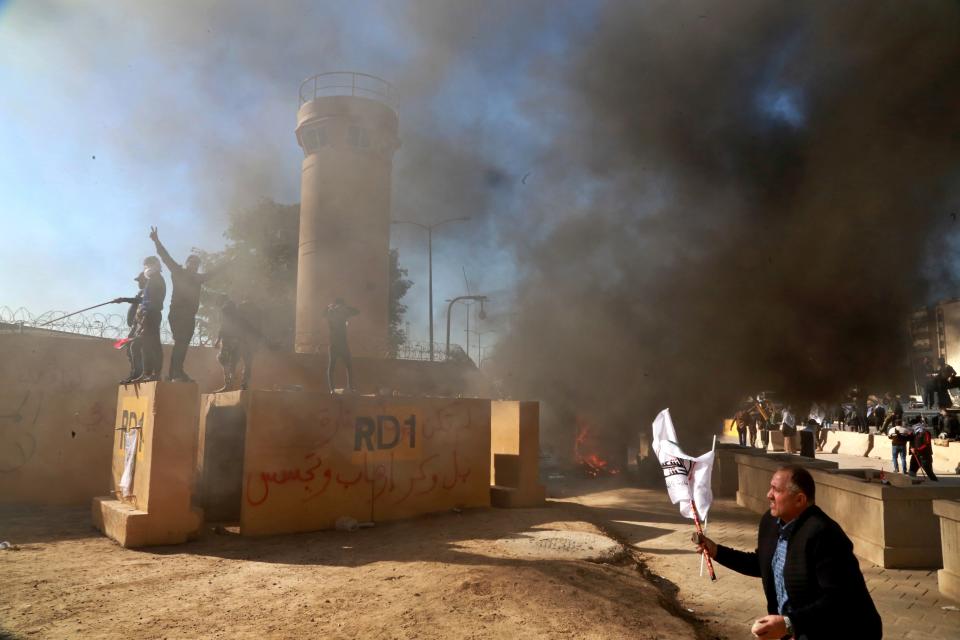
[{"left": 0, "top": 504, "right": 703, "bottom": 639}]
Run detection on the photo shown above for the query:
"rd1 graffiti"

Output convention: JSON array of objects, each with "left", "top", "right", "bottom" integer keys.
[{"left": 354, "top": 415, "right": 416, "bottom": 452}]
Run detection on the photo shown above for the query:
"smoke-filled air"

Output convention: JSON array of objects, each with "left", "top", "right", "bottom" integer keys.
[
  {"left": 491, "top": 1, "right": 960, "bottom": 451},
  {"left": 4, "top": 1, "right": 960, "bottom": 453}
]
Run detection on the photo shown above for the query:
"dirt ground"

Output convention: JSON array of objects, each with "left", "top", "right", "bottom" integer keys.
[{"left": 0, "top": 502, "right": 705, "bottom": 639}]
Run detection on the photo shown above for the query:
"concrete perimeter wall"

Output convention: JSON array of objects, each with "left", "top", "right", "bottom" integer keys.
[
  {"left": 0, "top": 333, "right": 489, "bottom": 506},
  {"left": 239, "top": 392, "right": 491, "bottom": 535},
  {"left": 0, "top": 333, "right": 221, "bottom": 505}
]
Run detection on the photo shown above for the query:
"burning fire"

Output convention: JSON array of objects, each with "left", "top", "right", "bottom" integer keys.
[{"left": 574, "top": 415, "right": 620, "bottom": 477}]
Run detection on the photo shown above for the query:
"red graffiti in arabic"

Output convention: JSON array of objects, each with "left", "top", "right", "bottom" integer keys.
[
  {"left": 441, "top": 450, "right": 471, "bottom": 490},
  {"left": 245, "top": 453, "right": 325, "bottom": 506}
]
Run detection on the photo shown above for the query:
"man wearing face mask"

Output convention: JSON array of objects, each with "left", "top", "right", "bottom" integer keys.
[
  {"left": 136, "top": 256, "right": 166, "bottom": 382},
  {"left": 693, "top": 465, "right": 881, "bottom": 639},
  {"left": 150, "top": 226, "right": 219, "bottom": 383}
]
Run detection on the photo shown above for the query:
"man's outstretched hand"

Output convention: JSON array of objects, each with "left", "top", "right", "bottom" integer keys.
[
  {"left": 149, "top": 226, "right": 159, "bottom": 243},
  {"left": 751, "top": 615, "right": 787, "bottom": 639}
]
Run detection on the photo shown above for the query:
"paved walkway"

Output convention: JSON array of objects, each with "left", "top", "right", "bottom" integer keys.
[{"left": 558, "top": 469, "right": 960, "bottom": 639}]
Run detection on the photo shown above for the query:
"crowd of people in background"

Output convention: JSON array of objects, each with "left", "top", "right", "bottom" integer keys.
[{"left": 734, "top": 368, "right": 960, "bottom": 481}]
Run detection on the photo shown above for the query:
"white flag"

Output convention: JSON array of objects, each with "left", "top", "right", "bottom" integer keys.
[
  {"left": 119, "top": 428, "right": 139, "bottom": 498},
  {"left": 651, "top": 408, "right": 715, "bottom": 521}
]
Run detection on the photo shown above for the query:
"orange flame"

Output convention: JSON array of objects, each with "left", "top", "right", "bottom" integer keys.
[{"left": 574, "top": 415, "right": 620, "bottom": 477}]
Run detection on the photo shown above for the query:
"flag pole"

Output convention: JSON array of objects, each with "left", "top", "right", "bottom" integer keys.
[
  {"left": 690, "top": 498, "right": 717, "bottom": 581},
  {"left": 689, "top": 459, "right": 717, "bottom": 581},
  {"left": 36, "top": 299, "right": 119, "bottom": 327},
  {"left": 699, "top": 433, "right": 717, "bottom": 577}
]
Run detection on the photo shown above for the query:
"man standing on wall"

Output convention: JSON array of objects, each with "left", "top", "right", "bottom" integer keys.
[
  {"left": 324, "top": 298, "right": 359, "bottom": 393},
  {"left": 936, "top": 356, "right": 957, "bottom": 408},
  {"left": 214, "top": 296, "right": 261, "bottom": 393},
  {"left": 149, "top": 226, "right": 218, "bottom": 382},
  {"left": 693, "top": 465, "right": 881, "bottom": 639},
  {"left": 136, "top": 256, "right": 166, "bottom": 382},
  {"left": 114, "top": 272, "right": 148, "bottom": 384}
]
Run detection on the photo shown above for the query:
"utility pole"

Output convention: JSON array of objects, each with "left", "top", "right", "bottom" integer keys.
[{"left": 391, "top": 217, "right": 470, "bottom": 361}]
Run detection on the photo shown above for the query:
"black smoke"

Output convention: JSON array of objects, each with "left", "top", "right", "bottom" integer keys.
[{"left": 494, "top": 1, "right": 960, "bottom": 452}]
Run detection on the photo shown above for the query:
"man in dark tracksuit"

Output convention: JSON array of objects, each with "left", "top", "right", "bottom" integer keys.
[
  {"left": 150, "top": 226, "right": 217, "bottom": 382},
  {"left": 695, "top": 465, "right": 881, "bottom": 639},
  {"left": 324, "top": 298, "right": 359, "bottom": 393},
  {"left": 137, "top": 256, "right": 166, "bottom": 382},
  {"left": 114, "top": 272, "right": 148, "bottom": 383}
]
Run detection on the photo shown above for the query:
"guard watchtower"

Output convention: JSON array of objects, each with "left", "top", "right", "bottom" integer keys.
[{"left": 294, "top": 72, "right": 400, "bottom": 356}]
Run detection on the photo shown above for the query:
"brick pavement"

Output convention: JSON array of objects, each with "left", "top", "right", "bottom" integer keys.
[{"left": 560, "top": 485, "right": 960, "bottom": 639}]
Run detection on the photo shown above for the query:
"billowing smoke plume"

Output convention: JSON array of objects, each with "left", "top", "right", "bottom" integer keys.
[{"left": 494, "top": 1, "right": 960, "bottom": 451}]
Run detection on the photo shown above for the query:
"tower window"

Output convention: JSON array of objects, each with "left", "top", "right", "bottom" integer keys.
[
  {"left": 348, "top": 125, "right": 370, "bottom": 149},
  {"left": 301, "top": 126, "right": 328, "bottom": 155}
]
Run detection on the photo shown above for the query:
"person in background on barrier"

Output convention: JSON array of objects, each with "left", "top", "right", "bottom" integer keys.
[
  {"left": 693, "top": 465, "right": 882, "bottom": 640},
  {"left": 807, "top": 402, "right": 827, "bottom": 451},
  {"left": 135, "top": 256, "right": 166, "bottom": 382},
  {"left": 780, "top": 405, "right": 797, "bottom": 453},
  {"left": 936, "top": 356, "right": 957, "bottom": 408},
  {"left": 753, "top": 395, "right": 771, "bottom": 449},
  {"left": 887, "top": 419, "right": 911, "bottom": 474},
  {"left": 853, "top": 387, "right": 869, "bottom": 433},
  {"left": 869, "top": 395, "right": 884, "bottom": 431},
  {"left": 748, "top": 399, "right": 762, "bottom": 448},
  {"left": 214, "top": 296, "right": 261, "bottom": 393},
  {"left": 114, "top": 272, "right": 148, "bottom": 384},
  {"left": 735, "top": 408, "right": 751, "bottom": 447},
  {"left": 149, "top": 226, "right": 220, "bottom": 383},
  {"left": 881, "top": 392, "right": 903, "bottom": 431},
  {"left": 324, "top": 298, "right": 359, "bottom": 393},
  {"left": 909, "top": 418, "right": 938, "bottom": 481},
  {"left": 938, "top": 408, "right": 960, "bottom": 440},
  {"left": 920, "top": 356, "right": 937, "bottom": 409}
]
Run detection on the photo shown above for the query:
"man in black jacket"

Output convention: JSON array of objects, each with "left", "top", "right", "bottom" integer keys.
[
  {"left": 150, "top": 226, "right": 218, "bottom": 382},
  {"left": 136, "top": 256, "right": 166, "bottom": 382},
  {"left": 113, "top": 272, "right": 148, "bottom": 384},
  {"left": 694, "top": 465, "right": 881, "bottom": 639}
]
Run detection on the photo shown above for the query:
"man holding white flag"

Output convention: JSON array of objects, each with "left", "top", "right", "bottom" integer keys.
[{"left": 651, "top": 408, "right": 717, "bottom": 579}]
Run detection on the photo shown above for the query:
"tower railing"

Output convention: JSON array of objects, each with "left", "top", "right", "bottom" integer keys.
[{"left": 299, "top": 72, "right": 397, "bottom": 109}]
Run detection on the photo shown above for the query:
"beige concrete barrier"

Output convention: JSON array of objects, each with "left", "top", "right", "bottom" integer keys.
[
  {"left": 92, "top": 382, "right": 203, "bottom": 547},
  {"left": 735, "top": 453, "right": 960, "bottom": 568},
  {"left": 821, "top": 430, "right": 874, "bottom": 457},
  {"left": 821, "top": 428, "right": 960, "bottom": 474},
  {"left": 490, "top": 401, "right": 545, "bottom": 507},
  {"left": 933, "top": 500, "right": 960, "bottom": 602},
  {"left": 735, "top": 453, "right": 840, "bottom": 513},
  {"left": 238, "top": 392, "right": 491, "bottom": 536},
  {"left": 713, "top": 444, "right": 765, "bottom": 498}
]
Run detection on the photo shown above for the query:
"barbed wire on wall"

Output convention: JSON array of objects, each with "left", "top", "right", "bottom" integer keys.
[
  {"left": 0, "top": 306, "right": 214, "bottom": 346},
  {"left": 2, "top": 307, "right": 481, "bottom": 362}
]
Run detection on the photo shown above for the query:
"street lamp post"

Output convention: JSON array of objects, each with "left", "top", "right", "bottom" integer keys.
[
  {"left": 467, "top": 327, "right": 494, "bottom": 365},
  {"left": 445, "top": 295, "right": 487, "bottom": 359},
  {"left": 391, "top": 217, "right": 470, "bottom": 361}
]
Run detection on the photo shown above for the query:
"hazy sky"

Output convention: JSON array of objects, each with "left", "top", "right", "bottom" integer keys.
[{"left": 0, "top": 0, "right": 589, "bottom": 352}]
